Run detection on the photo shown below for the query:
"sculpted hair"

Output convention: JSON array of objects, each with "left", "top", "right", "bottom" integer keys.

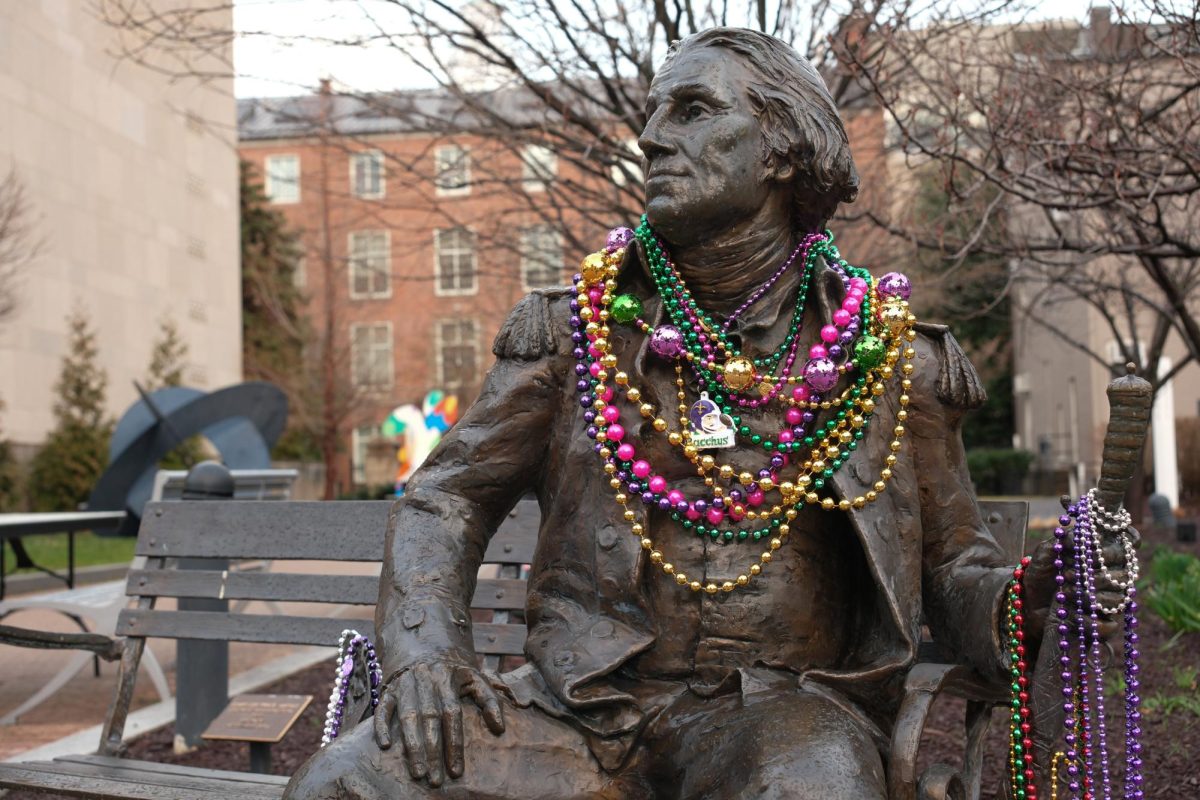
[{"left": 665, "top": 28, "right": 860, "bottom": 233}]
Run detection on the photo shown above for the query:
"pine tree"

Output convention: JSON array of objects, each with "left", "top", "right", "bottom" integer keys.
[
  {"left": 0, "top": 397, "right": 19, "bottom": 511},
  {"left": 145, "top": 316, "right": 204, "bottom": 468},
  {"left": 28, "top": 309, "right": 114, "bottom": 511},
  {"left": 240, "top": 160, "right": 316, "bottom": 461},
  {"left": 145, "top": 316, "right": 188, "bottom": 391}
]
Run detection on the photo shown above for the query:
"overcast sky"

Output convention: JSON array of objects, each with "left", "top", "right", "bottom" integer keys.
[{"left": 233, "top": 0, "right": 1103, "bottom": 98}]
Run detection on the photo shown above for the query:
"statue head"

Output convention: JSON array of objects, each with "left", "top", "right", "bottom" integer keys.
[{"left": 640, "top": 28, "right": 859, "bottom": 246}]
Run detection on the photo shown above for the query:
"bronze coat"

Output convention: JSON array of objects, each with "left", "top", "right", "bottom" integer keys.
[{"left": 375, "top": 261, "right": 1013, "bottom": 760}]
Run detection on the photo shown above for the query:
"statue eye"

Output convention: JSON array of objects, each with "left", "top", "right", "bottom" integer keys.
[{"left": 680, "top": 102, "right": 708, "bottom": 122}]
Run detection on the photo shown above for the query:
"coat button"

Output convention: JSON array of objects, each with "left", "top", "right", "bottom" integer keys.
[{"left": 590, "top": 620, "right": 615, "bottom": 639}]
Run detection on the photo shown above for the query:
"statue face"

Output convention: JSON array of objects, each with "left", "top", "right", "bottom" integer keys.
[{"left": 640, "top": 46, "right": 778, "bottom": 246}]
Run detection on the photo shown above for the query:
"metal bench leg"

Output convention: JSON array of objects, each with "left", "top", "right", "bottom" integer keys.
[{"left": 0, "top": 649, "right": 92, "bottom": 725}]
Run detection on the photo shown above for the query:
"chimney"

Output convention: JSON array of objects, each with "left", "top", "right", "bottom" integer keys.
[{"left": 1089, "top": 5, "right": 1112, "bottom": 55}]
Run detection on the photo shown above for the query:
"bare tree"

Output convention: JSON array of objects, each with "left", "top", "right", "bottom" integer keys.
[
  {"left": 95, "top": 0, "right": 993, "bottom": 266},
  {"left": 841, "top": 1, "right": 1200, "bottom": 396},
  {"left": 0, "top": 167, "right": 40, "bottom": 324}
]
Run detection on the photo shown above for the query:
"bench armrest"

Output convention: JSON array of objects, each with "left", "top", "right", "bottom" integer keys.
[
  {"left": 0, "top": 623, "right": 122, "bottom": 661},
  {"left": 888, "top": 662, "right": 1007, "bottom": 800}
]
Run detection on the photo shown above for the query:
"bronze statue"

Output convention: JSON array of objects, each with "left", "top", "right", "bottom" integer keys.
[{"left": 286, "top": 28, "right": 1124, "bottom": 800}]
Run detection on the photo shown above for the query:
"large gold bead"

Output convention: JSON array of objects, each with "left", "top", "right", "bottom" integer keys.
[
  {"left": 878, "top": 298, "right": 910, "bottom": 336},
  {"left": 580, "top": 252, "right": 608, "bottom": 284},
  {"left": 723, "top": 356, "right": 756, "bottom": 391}
]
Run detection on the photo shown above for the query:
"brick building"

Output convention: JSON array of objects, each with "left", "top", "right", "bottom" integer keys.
[{"left": 237, "top": 86, "right": 621, "bottom": 491}]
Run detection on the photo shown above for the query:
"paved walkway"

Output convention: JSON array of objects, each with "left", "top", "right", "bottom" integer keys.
[{"left": 0, "top": 559, "right": 376, "bottom": 761}]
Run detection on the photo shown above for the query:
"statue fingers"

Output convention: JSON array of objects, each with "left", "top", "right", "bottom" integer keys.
[
  {"left": 373, "top": 682, "right": 398, "bottom": 749},
  {"left": 435, "top": 671, "right": 466, "bottom": 778},
  {"left": 413, "top": 664, "right": 446, "bottom": 787},
  {"left": 396, "top": 670, "right": 429, "bottom": 780},
  {"left": 459, "top": 668, "right": 506, "bottom": 736}
]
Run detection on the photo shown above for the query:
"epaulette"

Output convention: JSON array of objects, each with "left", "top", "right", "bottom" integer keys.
[
  {"left": 492, "top": 287, "right": 572, "bottom": 361},
  {"left": 914, "top": 321, "right": 987, "bottom": 410}
]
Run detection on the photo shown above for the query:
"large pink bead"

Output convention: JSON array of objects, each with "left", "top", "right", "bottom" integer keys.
[
  {"left": 785, "top": 407, "right": 804, "bottom": 426},
  {"left": 706, "top": 507, "right": 725, "bottom": 525},
  {"left": 607, "top": 424, "right": 625, "bottom": 441},
  {"left": 648, "top": 476, "right": 667, "bottom": 493},
  {"left": 833, "top": 309, "right": 851, "bottom": 326},
  {"left": 843, "top": 297, "right": 861, "bottom": 313},
  {"left": 877, "top": 271, "right": 912, "bottom": 300},
  {"left": 729, "top": 505, "right": 746, "bottom": 522},
  {"left": 809, "top": 344, "right": 828, "bottom": 360},
  {"left": 631, "top": 459, "right": 651, "bottom": 478},
  {"left": 792, "top": 385, "right": 810, "bottom": 403},
  {"left": 685, "top": 507, "right": 702, "bottom": 521},
  {"left": 600, "top": 386, "right": 614, "bottom": 402},
  {"left": 850, "top": 276, "right": 868, "bottom": 291},
  {"left": 606, "top": 226, "right": 634, "bottom": 252},
  {"left": 803, "top": 357, "right": 839, "bottom": 392},
  {"left": 668, "top": 490, "right": 685, "bottom": 505},
  {"left": 649, "top": 325, "right": 685, "bottom": 359},
  {"left": 747, "top": 490, "right": 765, "bottom": 507},
  {"left": 602, "top": 406, "right": 620, "bottom": 423},
  {"left": 588, "top": 287, "right": 603, "bottom": 305},
  {"left": 820, "top": 324, "right": 839, "bottom": 343},
  {"left": 778, "top": 430, "right": 793, "bottom": 443},
  {"left": 589, "top": 362, "right": 602, "bottom": 377},
  {"left": 616, "top": 443, "right": 636, "bottom": 461}
]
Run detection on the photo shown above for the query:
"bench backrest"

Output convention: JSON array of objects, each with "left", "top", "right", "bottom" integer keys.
[{"left": 116, "top": 499, "right": 538, "bottom": 657}]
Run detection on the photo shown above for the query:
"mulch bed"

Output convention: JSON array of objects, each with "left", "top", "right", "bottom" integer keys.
[{"left": 7, "top": 526, "right": 1197, "bottom": 799}]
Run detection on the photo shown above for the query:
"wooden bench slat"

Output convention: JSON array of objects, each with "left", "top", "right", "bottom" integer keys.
[
  {"left": 0, "top": 758, "right": 286, "bottom": 799},
  {"left": 135, "top": 500, "right": 539, "bottom": 563},
  {"left": 136, "top": 501, "right": 393, "bottom": 560},
  {"left": 125, "top": 570, "right": 528, "bottom": 611},
  {"left": 52, "top": 754, "right": 290, "bottom": 785},
  {"left": 116, "top": 609, "right": 527, "bottom": 654}
]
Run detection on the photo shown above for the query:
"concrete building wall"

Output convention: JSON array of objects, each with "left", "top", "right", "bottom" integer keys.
[{"left": 0, "top": 2, "right": 241, "bottom": 449}]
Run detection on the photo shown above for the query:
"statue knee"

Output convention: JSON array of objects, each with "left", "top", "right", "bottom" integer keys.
[{"left": 283, "top": 725, "right": 432, "bottom": 800}]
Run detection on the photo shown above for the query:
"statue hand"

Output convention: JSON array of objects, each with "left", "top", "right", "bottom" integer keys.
[
  {"left": 373, "top": 658, "right": 505, "bottom": 786},
  {"left": 1022, "top": 526, "right": 1141, "bottom": 644}
]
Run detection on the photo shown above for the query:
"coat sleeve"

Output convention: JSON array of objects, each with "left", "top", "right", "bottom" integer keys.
[
  {"left": 374, "top": 290, "right": 572, "bottom": 679},
  {"left": 908, "top": 324, "right": 1013, "bottom": 687}
]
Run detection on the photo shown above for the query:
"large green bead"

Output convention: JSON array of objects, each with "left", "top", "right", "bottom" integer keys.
[
  {"left": 610, "top": 294, "right": 643, "bottom": 325},
  {"left": 854, "top": 335, "right": 887, "bottom": 370}
]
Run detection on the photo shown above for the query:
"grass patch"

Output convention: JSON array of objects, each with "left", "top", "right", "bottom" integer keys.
[{"left": 3, "top": 531, "right": 136, "bottom": 573}]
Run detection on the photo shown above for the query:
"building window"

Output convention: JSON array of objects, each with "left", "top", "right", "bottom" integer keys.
[
  {"left": 610, "top": 139, "right": 641, "bottom": 188},
  {"left": 520, "top": 224, "right": 563, "bottom": 290},
  {"left": 293, "top": 256, "right": 307, "bottom": 289},
  {"left": 348, "top": 231, "right": 391, "bottom": 299},
  {"left": 434, "top": 144, "right": 470, "bottom": 195},
  {"left": 434, "top": 227, "right": 477, "bottom": 296},
  {"left": 351, "top": 322, "right": 393, "bottom": 389},
  {"left": 521, "top": 144, "right": 557, "bottom": 192},
  {"left": 351, "top": 150, "right": 385, "bottom": 199},
  {"left": 265, "top": 154, "right": 300, "bottom": 203},
  {"left": 351, "top": 424, "right": 376, "bottom": 485},
  {"left": 436, "top": 319, "right": 478, "bottom": 391}
]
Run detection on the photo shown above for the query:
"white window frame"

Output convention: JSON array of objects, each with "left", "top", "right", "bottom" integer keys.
[
  {"left": 521, "top": 144, "right": 557, "bottom": 192},
  {"left": 433, "top": 227, "right": 478, "bottom": 297},
  {"left": 350, "top": 322, "right": 394, "bottom": 390},
  {"left": 434, "top": 318, "right": 480, "bottom": 391},
  {"left": 348, "top": 230, "right": 392, "bottom": 300},
  {"left": 519, "top": 224, "right": 563, "bottom": 291},
  {"left": 350, "top": 150, "right": 385, "bottom": 199},
  {"left": 265, "top": 154, "right": 300, "bottom": 204},
  {"left": 351, "top": 424, "right": 377, "bottom": 485},
  {"left": 434, "top": 144, "right": 471, "bottom": 196}
]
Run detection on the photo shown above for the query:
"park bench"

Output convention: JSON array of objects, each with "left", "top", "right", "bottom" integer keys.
[
  {"left": 0, "top": 496, "right": 1026, "bottom": 800},
  {"left": 0, "top": 469, "right": 300, "bottom": 725}
]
